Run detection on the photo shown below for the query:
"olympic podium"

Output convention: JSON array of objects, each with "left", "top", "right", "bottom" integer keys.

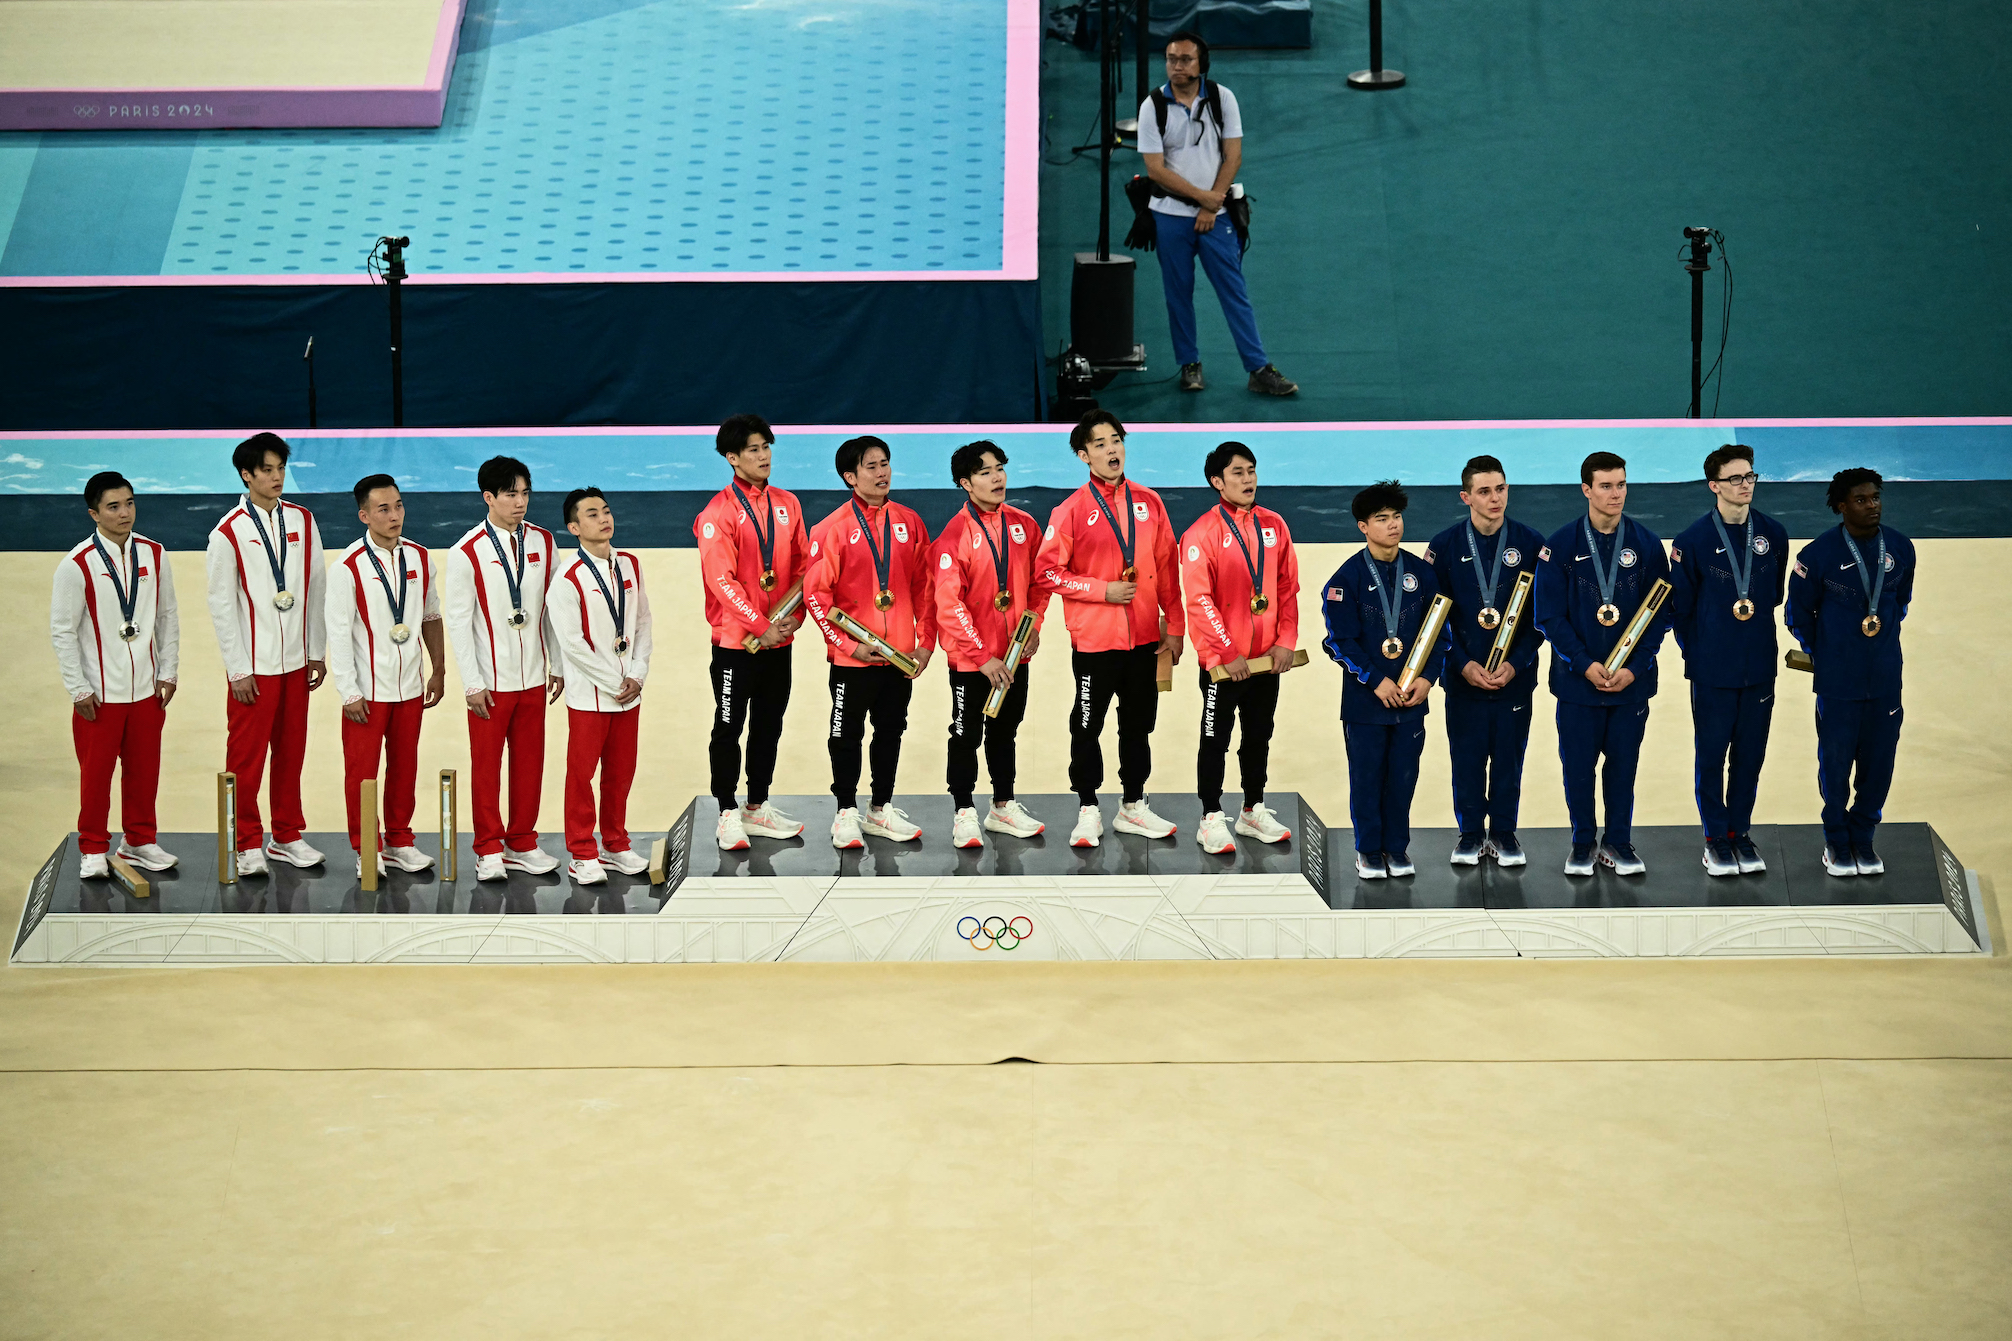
[{"left": 10, "top": 795, "right": 1990, "bottom": 966}]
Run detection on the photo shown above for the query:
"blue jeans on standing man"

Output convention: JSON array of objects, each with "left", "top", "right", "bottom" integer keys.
[{"left": 1153, "top": 210, "right": 1268, "bottom": 372}]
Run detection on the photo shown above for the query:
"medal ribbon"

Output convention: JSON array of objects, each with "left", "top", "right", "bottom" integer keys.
[
  {"left": 1218, "top": 505, "right": 1265, "bottom": 604},
  {"left": 483, "top": 522, "right": 527, "bottom": 614},
  {"left": 245, "top": 500, "right": 290, "bottom": 594},
  {"left": 1708, "top": 511, "right": 1755, "bottom": 604},
  {"left": 967, "top": 502, "right": 1010, "bottom": 598},
  {"left": 1582, "top": 518, "right": 1625, "bottom": 611},
  {"left": 732, "top": 482, "right": 778, "bottom": 577},
  {"left": 1087, "top": 479, "right": 1137, "bottom": 572},
  {"left": 1841, "top": 525, "right": 1886, "bottom": 622},
  {"left": 851, "top": 499, "right": 894, "bottom": 596},
  {"left": 1464, "top": 522, "right": 1504, "bottom": 610},
  {"left": 363, "top": 542, "right": 410, "bottom": 627},
  {"left": 90, "top": 535, "right": 141, "bottom": 632},
  {"left": 580, "top": 550, "right": 628, "bottom": 647},
  {"left": 1364, "top": 552, "right": 1405, "bottom": 645}
]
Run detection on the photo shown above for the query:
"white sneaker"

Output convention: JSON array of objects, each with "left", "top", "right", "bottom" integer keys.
[
  {"left": 952, "top": 807, "right": 984, "bottom": 848},
  {"left": 117, "top": 841, "right": 179, "bottom": 872},
  {"left": 716, "top": 809, "right": 751, "bottom": 851},
  {"left": 236, "top": 847, "right": 269, "bottom": 877},
  {"left": 355, "top": 851, "right": 387, "bottom": 878},
  {"left": 568, "top": 858, "right": 608, "bottom": 885},
  {"left": 832, "top": 808, "right": 865, "bottom": 849},
  {"left": 1234, "top": 803, "right": 1290, "bottom": 844},
  {"left": 740, "top": 801, "right": 805, "bottom": 840},
  {"left": 475, "top": 852, "right": 508, "bottom": 882},
  {"left": 384, "top": 845, "right": 435, "bottom": 873},
  {"left": 1069, "top": 805, "right": 1103, "bottom": 848},
  {"left": 1196, "top": 811, "right": 1235, "bottom": 855},
  {"left": 984, "top": 799, "right": 1045, "bottom": 838},
  {"left": 1113, "top": 798, "right": 1176, "bottom": 839},
  {"left": 1355, "top": 851, "right": 1387, "bottom": 880},
  {"left": 265, "top": 838, "right": 326, "bottom": 868},
  {"left": 79, "top": 852, "right": 110, "bottom": 879},
  {"left": 503, "top": 845, "right": 561, "bottom": 874},
  {"left": 601, "top": 847, "right": 649, "bottom": 876},
  {"left": 861, "top": 804, "right": 922, "bottom": 841}
]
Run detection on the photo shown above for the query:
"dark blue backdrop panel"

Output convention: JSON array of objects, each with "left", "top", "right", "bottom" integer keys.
[{"left": 0, "top": 279, "right": 1045, "bottom": 430}]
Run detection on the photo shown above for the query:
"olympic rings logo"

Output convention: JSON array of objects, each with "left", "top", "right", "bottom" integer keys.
[{"left": 957, "top": 914, "right": 1034, "bottom": 951}]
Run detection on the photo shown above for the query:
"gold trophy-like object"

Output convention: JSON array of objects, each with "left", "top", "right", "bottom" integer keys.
[
  {"left": 742, "top": 579, "right": 805, "bottom": 653},
  {"left": 1396, "top": 594, "right": 1454, "bottom": 692},
  {"left": 1784, "top": 648, "right": 1814, "bottom": 674},
  {"left": 1483, "top": 571, "right": 1535, "bottom": 674},
  {"left": 830, "top": 608, "right": 921, "bottom": 678},
  {"left": 984, "top": 612, "right": 1037, "bottom": 718},
  {"left": 1602, "top": 578, "right": 1672, "bottom": 675},
  {"left": 1207, "top": 648, "right": 1310, "bottom": 682}
]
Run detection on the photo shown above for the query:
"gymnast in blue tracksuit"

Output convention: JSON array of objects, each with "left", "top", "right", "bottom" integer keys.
[
  {"left": 1425, "top": 454, "right": 1545, "bottom": 868},
  {"left": 1784, "top": 468, "right": 1915, "bottom": 877},
  {"left": 1667, "top": 444, "right": 1791, "bottom": 877},
  {"left": 1322, "top": 480, "right": 1450, "bottom": 880},
  {"left": 1533, "top": 451, "right": 1670, "bottom": 876}
]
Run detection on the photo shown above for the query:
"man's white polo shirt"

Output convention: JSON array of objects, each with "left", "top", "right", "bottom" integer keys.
[{"left": 1136, "top": 81, "right": 1243, "bottom": 219}]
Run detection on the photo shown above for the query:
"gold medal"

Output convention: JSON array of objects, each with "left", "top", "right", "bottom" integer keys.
[
  {"left": 1732, "top": 598, "right": 1755, "bottom": 621},
  {"left": 759, "top": 570, "right": 777, "bottom": 592},
  {"left": 1120, "top": 566, "right": 1137, "bottom": 582},
  {"left": 1380, "top": 636, "right": 1404, "bottom": 659},
  {"left": 1861, "top": 614, "right": 1881, "bottom": 637},
  {"left": 993, "top": 590, "right": 1012, "bottom": 612},
  {"left": 1596, "top": 603, "right": 1620, "bottom": 627},
  {"left": 273, "top": 590, "right": 295, "bottom": 611},
  {"left": 1249, "top": 593, "right": 1269, "bottom": 614},
  {"left": 874, "top": 589, "right": 894, "bottom": 611},
  {"left": 390, "top": 623, "right": 412, "bottom": 645},
  {"left": 1477, "top": 607, "right": 1501, "bottom": 631}
]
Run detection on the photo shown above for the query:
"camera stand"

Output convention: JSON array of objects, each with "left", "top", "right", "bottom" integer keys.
[
  {"left": 1684, "top": 226, "right": 1712, "bottom": 418},
  {"left": 369, "top": 234, "right": 411, "bottom": 426}
]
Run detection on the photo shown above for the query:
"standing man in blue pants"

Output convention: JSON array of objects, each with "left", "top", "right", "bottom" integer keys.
[
  {"left": 1668, "top": 444, "right": 1790, "bottom": 878},
  {"left": 1785, "top": 469, "right": 1916, "bottom": 878},
  {"left": 1137, "top": 30, "right": 1298, "bottom": 399},
  {"left": 1534, "top": 451, "right": 1670, "bottom": 878}
]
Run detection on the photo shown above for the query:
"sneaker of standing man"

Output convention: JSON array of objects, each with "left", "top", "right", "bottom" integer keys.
[
  {"left": 1137, "top": 31, "right": 1296, "bottom": 398},
  {"left": 697, "top": 414, "right": 812, "bottom": 850},
  {"left": 1034, "top": 411, "right": 1186, "bottom": 846},
  {"left": 933, "top": 440, "right": 1052, "bottom": 848},
  {"left": 800, "top": 437, "right": 935, "bottom": 847},
  {"left": 53, "top": 473, "right": 181, "bottom": 879},
  {"left": 1180, "top": 441, "right": 1300, "bottom": 851},
  {"left": 443, "top": 455, "right": 566, "bottom": 879},
  {"left": 205, "top": 432, "right": 327, "bottom": 875}
]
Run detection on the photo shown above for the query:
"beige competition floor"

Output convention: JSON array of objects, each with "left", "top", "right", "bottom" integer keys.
[{"left": 2, "top": 540, "right": 2009, "bottom": 1337}]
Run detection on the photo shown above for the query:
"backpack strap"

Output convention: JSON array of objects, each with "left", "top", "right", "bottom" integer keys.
[{"left": 1149, "top": 87, "right": 1172, "bottom": 141}]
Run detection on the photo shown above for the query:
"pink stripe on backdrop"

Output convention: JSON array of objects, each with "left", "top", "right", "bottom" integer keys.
[
  {"left": 7, "top": 418, "right": 2010, "bottom": 443},
  {"left": 0, "top": 268, "right": 1032, "bottom": 288},
  {"left": 999, "top": 0, "right": 1041, "bottom": 281}
]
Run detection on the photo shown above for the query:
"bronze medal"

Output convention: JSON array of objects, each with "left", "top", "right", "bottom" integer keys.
[
  {"left": 993, "top": 590, "right": 1012, "bottom": 612},
  {"left": 1380, "top": 636, "right": 1404, "bottom": 659},
  {"left": 1596, "top": 603, "right": 1620, "bottom": 627},
  {"left": 1119, "top": 565, "right": 1137, "bottom": 582},
  {"left": 1249, "top": 593, "right": 1269, "bottom": 614},
  {"left": 874, "top": 589, "right": 894, "bottom": 611},
  {"left": 759, "top": 570, "right": 777, "bottom": 592},
  {"left": 1861, "top": 614, "right": 1881, "bottom": 637},
  {"left": 1732, "top": 598, "right": 1755, "bottom": 621},
  {"left": 1477, "top": 607, "right": 1501, "bottom": 631}
]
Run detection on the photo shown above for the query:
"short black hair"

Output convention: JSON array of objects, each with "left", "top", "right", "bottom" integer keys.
[
  {"left": 1460, "top": 455, "right": 1505, "bottom": 490},
  {"left": 353, "top": 473, "right": 400, "bottom": 508},
  {"left": 1826, "top": 467, "right": 1884, "bottom": 513},
  {"left": 1702, "top": 443, "right": 1754, "bottom": 482},
  {"left": 718, "top": 413, "right": 774, "bottom": 459},
  {"left": 478, "top": 455, "right": 531, "bottom": 497},
  {"left": 563, "top": 487, "right": 606, "bottom": 525},
  {"left": 1203, "top": 441, "right": 1255, "bottom": 487},
  {"left": 1352, "top": 479, "right": 1408, "bottom": 522},
  {"left": 1165, "top": 29, "right": 1209, "bottom": 69},
  {"left": 233, "top": 431, "right": 290, "bottom": 481},
  {"left": 84, "top": 471, "right": 133, "bottom": 511},
  {"left": 1580, "top": 451, "right": 1627, "bottom": 486},
  {"left": 1069, "top": 409, "right": 1126, "bottom": 456},
  {"left": 836, "top": 435, "right": 890, "bottom": 483},
  {"left": 950, "top": 440, "right": 1007, "bottom": 487}
]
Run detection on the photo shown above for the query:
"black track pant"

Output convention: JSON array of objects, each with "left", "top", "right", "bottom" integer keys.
[
  {"left": 709, "top": 645, "right": 791, "bottom": 812},
  {"left": 828, "top": 664, "right": 913, "bottom": 811},
  {"left": 1195, "top": 667, "right": 1280, "bottom": 813},
  {"left": 947, "top": 666, "right": 1030, "bottom": 808},
  {"left": 1069, "top": 643, "right": 1160, "bottom": 805}
]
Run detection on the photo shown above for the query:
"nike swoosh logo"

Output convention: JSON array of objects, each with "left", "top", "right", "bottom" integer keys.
[
  {"left": 1889, "top": 708, "right": 1901, "bottom": 716},
  {"left": 1840, "top": 563, "right": 1855, "bottom": 570},
  {"left": 1714, "top": 548, "right": 1724, "bottom": 554},
  {"left": 1459, "top": 556, "right": 1472, "bottom": 562},
  {"left": 1512, "top": 705, "right": 1525, "bottom": 712},
  {"left": 1760, "top": 695, "right": 1773, "bottom": 704},
  {"left": 1575, "top": 554, "right": 1590, "bottom": 561}
]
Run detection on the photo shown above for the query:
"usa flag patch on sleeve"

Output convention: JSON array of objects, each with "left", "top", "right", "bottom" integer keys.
[
  {"left": 1671, "top": 546, "right": 1683, "bottom": 562},
  {"left": 1794, "top": 560, "right": 1808, "bottom": 577},
  {"left": 1422, "top": 547, "right": 1435, "bottom": 563},
  {"left": 1538, "top": 545, "right": 1552, "bottom": 561},
  {"left": 1328, "top": 586, "right": 1345, "bottom": 601}
]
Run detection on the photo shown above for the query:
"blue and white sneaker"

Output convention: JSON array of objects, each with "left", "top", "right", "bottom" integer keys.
[
  {"left": 1385, "top": 850, "right": 1416, "bottom": 878},
  {"left": 1355, "top": 851, "right": 1387, "bottom": 880},
  {"left": 1852, "top": 841, "right": 1883, "bottom": 876},
  {"left": 1601, "top": 843, "right": 1646, "bottom": 876},
  {"left": 1487, "top": 832, "right": 1526, "bottom": 867},
  {"left": 1702, "top": 840, "right": 1739, "bottom": 878},
  {"left": 1450, "top": 833, "right": 1485, "bottom": 866},
  {"left": 1733, "top": 833, "right": 1766, "bottom": 874},
  {"left": 1822, "top": 844, "right": 1857, "bottom": 878},
  {"left": 1565, "top": 843, "right": 1598, "bottom": 877}
]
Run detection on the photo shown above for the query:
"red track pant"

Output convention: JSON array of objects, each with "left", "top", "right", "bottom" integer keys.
[
  {"left": 468, "top": 687, "right": 546, "bottom": 855},
  {"left": 342, "top": 697, "right": 423, "bottom": 852},
  {"left": 225, "top": 667, "right": 311, "bottom": 851},
  {"left": 565, "top": 707, "right": 638, "bottom": 860},
  {"left": 72, "top": 695, "right": 165, "bottom": 854}
]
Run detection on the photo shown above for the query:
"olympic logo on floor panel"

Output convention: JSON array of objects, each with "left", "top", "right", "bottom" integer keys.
[{"left": 956, "top": 915, "right": 1034, "bottom": 951}]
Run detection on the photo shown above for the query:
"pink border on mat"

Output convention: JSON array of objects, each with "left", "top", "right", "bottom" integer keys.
[
  {"left": 0, "top": 0, "right": 1039, "bottom": 289},
  {"left": 8, "top": 417, "right": 2009, "bottom": 444}
]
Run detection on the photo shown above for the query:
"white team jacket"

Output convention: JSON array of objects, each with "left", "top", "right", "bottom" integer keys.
[
  {"left": 550, "top": 548, "right": 652, "bottom": 713},
  {"left": 325, "top": 537, "right": 443, "bottom": 704},
  {"left": 442, "top": 520, "right": 565, "bottom": 695},
  {"left": 205, "top": 495, "right": 327, "bottom": 679},
  {"left": 51, "top": 532, "right": 180, "bottom": 704}
]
